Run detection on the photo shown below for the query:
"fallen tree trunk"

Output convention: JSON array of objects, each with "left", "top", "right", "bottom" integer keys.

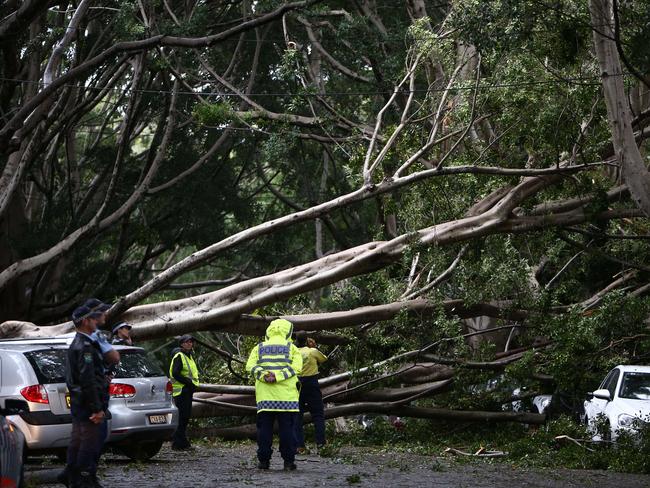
[
  {"left": 194, "top": 378, "right": 454, "bottom": 410},
  {"left": 196, "top": 403, "right": 546, "bottom": 440},
  {"left": 323, "top": 379, "right": 454, "bottom": 403}
]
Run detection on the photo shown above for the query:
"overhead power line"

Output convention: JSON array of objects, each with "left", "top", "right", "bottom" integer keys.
[{"left": 0, "top": 72, "right": 620, "bottom": 99}]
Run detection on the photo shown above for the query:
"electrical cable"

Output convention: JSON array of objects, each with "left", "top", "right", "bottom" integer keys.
[{"left": 0, "top": 72, "right": 623, "bottom": 99}]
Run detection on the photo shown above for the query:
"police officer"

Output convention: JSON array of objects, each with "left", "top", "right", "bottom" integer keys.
[
  {"left": 246, "top": 319, "right": 303, "bottom": 470},
  {"left": 111, "top": 322, "right": 133, "bottom": 346},
  {"left": 83, "top": 298, "right": 120, "bottom": 364},
  {"left": 169, "top": 334, "right": 199, "bottom": 450},
  {"left": 64, "top": 305, "right": 111, "bottom": 488}
]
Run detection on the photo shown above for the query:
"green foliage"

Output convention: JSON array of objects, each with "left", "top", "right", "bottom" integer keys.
[
  {"left": 192, "top": 102, "right": 235, "bottom": 126},
  {"left": 328, "top": 415, "right": 650, "bottom": 474}
]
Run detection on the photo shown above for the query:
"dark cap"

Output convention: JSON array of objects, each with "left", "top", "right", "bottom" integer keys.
[
  {"left": 294, "top": 331, "right": 308, "bottom": 347},
  {"left": 71, "top": 306, "right": 103, "bottom": 326},
  {"left": 83, "top": 298, "right": 111, "bottom": 313},
  {"left": 178, "top": 334, "right": 195, "bottom": 345},
  {"left": 112, "top": 322, "right": 132, "bottom": 335}
]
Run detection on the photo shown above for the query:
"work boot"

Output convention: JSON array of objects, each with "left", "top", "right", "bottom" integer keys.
[
  {"left": 257, "top": 460, "right": 270, "bottom": 470},
  {"left": 55, "top": 466, "right": 70, "bottom": 487},
  {"left": 283, "top": 461, "right": 297, "bottom": 471},
  {"left": 91, "top": 474, "right": 105, "bottom": 488},
  {"left": 77, "top": 471, "right": 95, "bottom": 488},
  {"left": 67, "top": 467, "right": 82, "bottom": 488}
]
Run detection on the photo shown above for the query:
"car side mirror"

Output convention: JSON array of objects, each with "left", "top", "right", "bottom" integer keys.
[
  {"left": 0, "top": 399, "right": 28, "bottom": 416},
  {"left": 592, "top": 388, "right": 611, "bottom": 401}
]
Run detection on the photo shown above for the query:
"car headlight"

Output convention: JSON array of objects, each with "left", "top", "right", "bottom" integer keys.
[{"left": 618, "top": 414, "right": 638, "bottom": 427}]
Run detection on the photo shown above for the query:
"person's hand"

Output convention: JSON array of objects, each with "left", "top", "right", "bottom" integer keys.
[
  {"left": 89, "top": 411, "right": 105, "bottom": 424},
  {"left": 264, "top": 372, "right": 276, "bottom": 383},
  {"left": 306, "top": 338, "right": 317, "bottom": 348}
]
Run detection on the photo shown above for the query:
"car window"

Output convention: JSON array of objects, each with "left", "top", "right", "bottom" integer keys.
[
  {"left": 114, "top": 350, "right": 164, "bottom": 378},
  {"left": 619, "top": 372, "right": 650, "bottom": 400},
  {"left": 24, "top": 349, "right": 67, "bottom": 384},
  {"left": 599, "top": 370, "right": 614, "bottom": 390},
  {"left": 605, "top": 369, "right": 620, "bottom": 398}
]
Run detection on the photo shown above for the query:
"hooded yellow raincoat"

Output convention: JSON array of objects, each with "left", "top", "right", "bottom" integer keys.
[{"left": 246, "top": 319, "right": 303, "bottom": 412}]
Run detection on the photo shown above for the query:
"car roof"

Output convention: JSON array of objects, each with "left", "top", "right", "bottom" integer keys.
[
  {"left": 0, "top": 343, "right": 69, "bottom": 352},
  {"left": 616, "top": 365, "right": 650, "bottom": 373},
  {"left": 0, "top": 338, "right": 145, "bottom": 353}
]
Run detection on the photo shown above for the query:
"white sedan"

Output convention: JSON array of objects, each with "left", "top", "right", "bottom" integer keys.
[{"left": 583, "top": 365, "right": 650, "bottom": 441}]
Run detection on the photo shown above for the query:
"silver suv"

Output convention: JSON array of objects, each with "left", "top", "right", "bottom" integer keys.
[{"left": 0, "top": 337, "right": 178, "bottom": 461}]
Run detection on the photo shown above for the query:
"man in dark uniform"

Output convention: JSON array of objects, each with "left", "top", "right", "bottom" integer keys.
[
  {"left": 64, "top": 305, "right": 111, "bottom": 488},
  {"left": 168, "top": 335, "right": 199, "bottom": 451}
]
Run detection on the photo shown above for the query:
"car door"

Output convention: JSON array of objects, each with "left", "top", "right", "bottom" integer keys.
[
  {"left": 601, "top": 369, "right": 622, "bottom": 433},
  {"left": 586, "top": 369, "right": 616, "bottom": 425}
]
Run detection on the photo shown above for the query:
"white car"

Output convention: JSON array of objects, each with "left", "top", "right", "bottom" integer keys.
[{"left": 583, "top": 365, "right": 650, "bottom": 441}]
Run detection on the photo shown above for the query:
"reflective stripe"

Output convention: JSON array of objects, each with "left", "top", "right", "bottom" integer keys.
[
  {"left": 251, "top": 366, "right": 265, "bottom": 380},
  {"left": 257, "top": 400, "right": 299, "bottom": 411},
  {"left": 254, "top": 341, "right": 296, "bottom": 385},
  {"left": 263, "top": 365, "right": 292, "bottom": 371}
]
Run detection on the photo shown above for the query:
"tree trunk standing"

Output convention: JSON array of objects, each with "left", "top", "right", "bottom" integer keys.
[{"left": 590, "top": 0, "right": 650, "bottom": 216}]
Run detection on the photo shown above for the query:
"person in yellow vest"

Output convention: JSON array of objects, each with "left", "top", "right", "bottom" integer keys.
[
  {"left": 246, "top": 319, "right": 303, "bottom": 470},
  {"left": 294, "top": 332, "right": 328, "bottom": 452},
  {"left": 169, "top": 334, "right": 199, "bottom": 451}
]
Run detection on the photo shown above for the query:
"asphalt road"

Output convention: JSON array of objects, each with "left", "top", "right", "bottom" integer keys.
[{"left": 27, "top": 443, "right": 650, "bottom": 488}]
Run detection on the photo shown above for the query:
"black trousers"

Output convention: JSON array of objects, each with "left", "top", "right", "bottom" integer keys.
[
  {"left": 295, "top": 375, "right": 326, "bottom": 447},
  {"left": 256, "top": 411, "right": 296, "bottom": 463},
  {"left": 172, "top": 387, "right": 193, "bottom": 448},
  {"left": 66, "top": 414, "right": 105, "bottom": 476}
]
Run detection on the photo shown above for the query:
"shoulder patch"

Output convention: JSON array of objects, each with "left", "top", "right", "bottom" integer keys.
[{"left": 83, "top": 352, "right": 93, "bottom": 363}]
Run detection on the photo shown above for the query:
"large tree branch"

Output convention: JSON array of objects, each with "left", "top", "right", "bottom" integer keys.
[
  {"left": 0, "top": 79, "right": 179, "bottom": 291},
  {"left": 0, "top": 0, "right": 323, "bottom": 151},
  {"left": 590, "top": 0, "right": 650, "bottom": 216},
  {"left": 196, "top": 404, "right": 545, "bottom": 440},
  {"left": 43, "top": 0, "right": 93, "bottom": 87},
  {"left": 111, "top": 163, "right": 604, "bottom": 317}
]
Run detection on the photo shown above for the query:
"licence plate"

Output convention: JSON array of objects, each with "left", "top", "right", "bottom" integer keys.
[
  {"left": 65, "top": 394, "right": 71, "bottom": 408},
  {"left": 148, "top": 414, "right": 168, "bottom": 424}
]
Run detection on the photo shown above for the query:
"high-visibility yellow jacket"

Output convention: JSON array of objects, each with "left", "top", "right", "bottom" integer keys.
[
  {"left": 246, "top": 319, "right": 303, "bottom": 412},
  {"left": 169, "top": 351, "right": 199, "bottom": 397},
  {"left": 298, "top": 347, "right": 327, "bottom": 377}
]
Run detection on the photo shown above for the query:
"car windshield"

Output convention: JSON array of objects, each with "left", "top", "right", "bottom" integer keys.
[
  {"left": 114, "top": 350, "right": 164, "bottom": 378},
  {"left": 619, "top": 372, "right": 650, "bottom": 400},
  {"left": 24, "top": 349, "right": 67, "bottom": 384},
  {"left": 24, "top": 348, "right": 165, "bottom": 382}
]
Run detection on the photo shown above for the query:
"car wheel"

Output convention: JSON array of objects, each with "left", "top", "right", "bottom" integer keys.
[{"left": 120, "top": 440, "right": 164, "bottom": 462}]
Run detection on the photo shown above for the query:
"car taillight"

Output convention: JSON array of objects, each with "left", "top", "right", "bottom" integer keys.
[
  {"left": 165, "top": 381, "right": 173, "bottom": 394},
  {"left": 20, "top": 385, "right": 49, "bottom": 404},
  {"left": 109, "top": 383, "right": 136, "bottom": 398}
]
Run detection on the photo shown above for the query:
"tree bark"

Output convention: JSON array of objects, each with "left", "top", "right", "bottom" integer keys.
[
  {"left": 194, "top": 403, "right": 546, "bottom": 440},
  {"left": 590, "top": 0, "right": 650, "bottom": 216}
]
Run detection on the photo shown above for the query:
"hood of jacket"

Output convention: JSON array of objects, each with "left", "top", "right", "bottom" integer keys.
[{"left": 265, "top": 319, "right": 293, "bottom": 341}]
